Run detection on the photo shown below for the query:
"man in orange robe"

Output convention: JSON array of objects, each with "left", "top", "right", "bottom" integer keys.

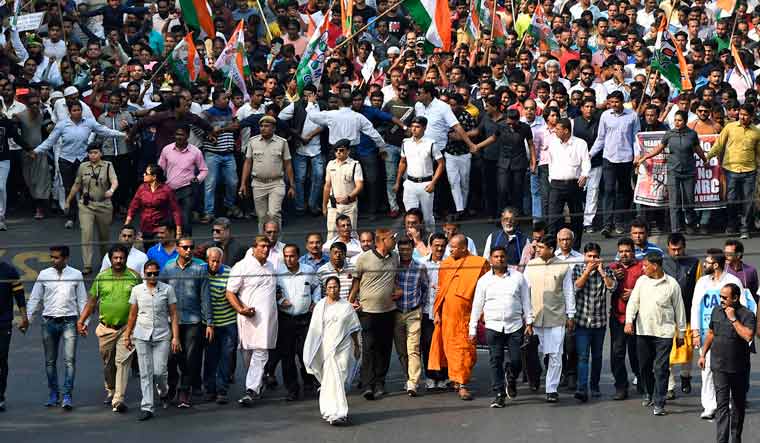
[{"left": 429, "top": 234, "right": 490, "bottom": 400}]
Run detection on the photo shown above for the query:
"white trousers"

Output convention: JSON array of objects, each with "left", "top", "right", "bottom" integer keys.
[
  {"left": 242, "top": 348, "right": 269, "bottom": 394},
  {"left": 0, "top": 159, "right": 9, "bottom": 220},
  {"left": 402, "top": 179, "right": 435, "bottom": 227},
  {"left": 535, "top": 326, "right": 565, "bottom": 394},
  {"left": 445, "top": 153, "right": 471, "bottom": 212},
  {"left": 700, "top": 349, "right": 716, "bottom": 413},
  {"left": 583, "top": 166, "right": 603, "bottom": 227}
]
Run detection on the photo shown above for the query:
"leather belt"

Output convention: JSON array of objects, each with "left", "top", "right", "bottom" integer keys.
[
  {"left": 407, "top": 175, "right": 433, "bottom": 183},
  {"left": 252, "top": 176, "right": 283, "bottom": 184}
]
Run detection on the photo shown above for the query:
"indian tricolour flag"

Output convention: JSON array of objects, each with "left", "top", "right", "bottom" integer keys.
[
  {"left": 179, "top": 0, "right": 215, "bottom": 38},
  {"left": 716, "top": 0, "right": 737, "bottom": 18},
  {"left": 214, "top": 20, "right": 250, "bottom": 99},
  {"left": 407, "top": 0, "right": 452, "bottom": 51},
  {"left": 169, "top": 33, "right": 203, "bottom": 87},
  {"left": 528, "top": 5, "right": 559, "bottom": 52}
]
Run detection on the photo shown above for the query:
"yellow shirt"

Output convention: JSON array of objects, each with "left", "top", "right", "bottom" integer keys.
[{"left": 706, "top": 121, "right": 760, "bottom": 173}]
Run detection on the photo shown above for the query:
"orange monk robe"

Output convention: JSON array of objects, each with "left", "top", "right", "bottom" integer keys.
[{"left": 428, "top": 253, "right": 490, "bottom": 385}]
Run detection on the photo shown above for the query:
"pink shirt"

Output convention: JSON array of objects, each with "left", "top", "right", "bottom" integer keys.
[{"left": 158, "top": 143, "right": 208, "bottom": 190}]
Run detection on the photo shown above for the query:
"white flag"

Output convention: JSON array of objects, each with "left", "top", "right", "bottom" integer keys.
[{"left": 361, "top": 52, "right": 377, "bottom": 82}]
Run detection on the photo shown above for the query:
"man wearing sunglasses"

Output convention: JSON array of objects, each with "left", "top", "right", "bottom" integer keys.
[{"left": 160, "top": 237, "right": 212, "bottom": 408}]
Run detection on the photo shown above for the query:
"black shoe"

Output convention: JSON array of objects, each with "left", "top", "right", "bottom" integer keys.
[
  {"left": 160, "top": 396, "right": 170, "bottom": 410},
  {"left": 264, "top": 374, "right": 278, "bottom": 389},
  {"left": 574, "top": 392, "right": 588, "bottom": 403},
  {"left": 726, "top": 226, "right": 738, "bottom": 235},
  {"left": 666, "top": 390, "right": 676, "bottom": 400},
  {"left": 362, "top": 389, "right": 375, "bottom": 401},
  {"left": 112, "top": 402, "right": 128, "bottom": 413},
  {"left": 506, "top": 381, "right": 517, "bottom": 399},
  {"left": 680, "top": 376, "right": 692, "bottom": 394},
  {"left": 138, "top": 410, "right": 153, "bottom": 421},
  {"left": 566, "top": 375, "right": 577, "bottom": 391},
  {"left": 407, "top": 389, "right": 417, "bottom": 398},
  {"left": 642, "top": 395, "right": 653, "bottom": 407},
  {"left": 613, "top": 389, "right": 628, "bottom": 400},
  {"left": 685, "top": 225, "right": 696, "bottom": 235},
  {"left": 375, "top": 385, "right": 386, "bottom": 398},
  {"left": 216, "top": 394, "right": 229, "bottom": 405},
  {"left": 590, "top": 389, "right": 601, "bottom": 398},
  {"left": 601, "top": 226, "right": 612, "bottom": 238},
  {"left": 285, "top": 391, "right": 298, "bottom": 402},
  {"left": 545, "top": 392, "right": 559, "bottom": 403},
  {"left": 238, "top": 390, "right": 257, "bottom": 407},
  {"left": 490, "top": 393, "right": 506, "bottom": 408}
]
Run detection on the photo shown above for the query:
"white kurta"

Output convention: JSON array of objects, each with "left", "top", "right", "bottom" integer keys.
[
  {"left": 227, "top": 255, "right": 278, "bottom": 350},
  {"left": 304, "top": 298, "right": 361, "bottom": 422}
]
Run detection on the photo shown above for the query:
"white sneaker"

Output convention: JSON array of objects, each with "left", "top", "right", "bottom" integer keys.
[
  {"left": 64, "top": 220, "right": 74, "bottom": 229},
  {"left": 425, "top": 378, "right": 436, "bottom": 390},
  {"left": 436, "top": 380, "right": 450, "bottom": 389},
  {"left": 700, "top": 409, "right": 715, "bottom": 419},
  {"left": 632, "top": 376, "right": 638, "bottom": 386}
]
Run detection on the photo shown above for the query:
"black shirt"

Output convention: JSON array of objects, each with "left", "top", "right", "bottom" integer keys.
[
  {"left": 493, "top": 121, "right": 532, "bottom": 170},
  {"left": 709, "top": 304, "right": 756, "bottom": 373},
  {"left": 0, "top": 262, "right": 24, "bottom": 329},
  {"left": 573, "top": 114, "right": 602, "bottom": 168}
]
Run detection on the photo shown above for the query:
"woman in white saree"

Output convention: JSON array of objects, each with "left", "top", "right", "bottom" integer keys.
[{"left": 304, "top": 276, "right": 362, "bottom": 425}]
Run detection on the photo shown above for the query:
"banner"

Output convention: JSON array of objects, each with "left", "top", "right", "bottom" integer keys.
[
  {"left": 15, "top": 12, "right": 44, "bottom": 32},
  {"left": 633, "top": 131, "right": 725, "bottom": 209}
]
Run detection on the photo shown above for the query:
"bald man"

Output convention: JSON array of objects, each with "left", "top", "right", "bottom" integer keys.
[{"left": 428, "top": 234, "right": 490, "bottom": 400}]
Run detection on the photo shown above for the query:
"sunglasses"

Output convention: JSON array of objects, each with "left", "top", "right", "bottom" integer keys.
[
  {"left": 145, "top": 271, "right": 159, "bottom": 277},
  {"left": 212, "top": 228, "right": 224, "bottom": 233},
  {"left": 179, "top": 245, "right": 194, "bottom": 250}
]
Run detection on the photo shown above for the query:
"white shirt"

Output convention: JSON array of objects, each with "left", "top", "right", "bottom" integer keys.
[
  {"left": 665, "top": 106, "right": 698, "bottom": 128},
  {"left": 569, "top": 81, "right": 608, "bottom": 107},
  {"left": 420, "top": 255, "right": 442, "bottom": 319},
  {"left": 602, "top": 78, "right": 631, "bottom": 102},
  {"left": 569, "top": 3, "right": 601, "bottom": 20},
  {"left": 323, "top": 236, "right": 363, "bottom": 258},
  {"left": 469, "top": 269, "right": 533, "bottom": 336},
  {"left": 27, "top": 266, "right": 88, "bottom": 323},
  {"left": 279, "top": 101, "right": 321, "bottom": 157},
  {"left": 276, "top": 263, "right": 321, "bottom": 316},
  {"left": 547, "top": 135, "right": 591, "bottom": 181},
  {"left": 413, "top": 98, "right": 459, "bottom": 150},
  {"left": 236, "top": 102, "right": 266, "bottom": 147},
  {"left": 401, "top": 136, "right": 441, "bottom": 178},
  {"left": 43, "top": 38, "right": 67, "bottom": 60},
  {"left": 129, "top": 281, "right": 176, "bottom": 341},
  {"left": 100, "top": 247, "right": 148, "bottom": 276},
  {"left": 637, "top": 8, "right": 657, "bottom": 30},
  {"left": 306, "top": 106, "right": 385, "bottom": 148},
  {"left": 380, "top": 84, "right": 398, "bottom": 106},
  {"left": 227, "top": 255, "right": 278, "bottom": 350},
  {"left": 690, "top": 272, "right": 745, "bottom": 333},
  {"left": 555, "top": 249, "right": 583, "bottom": 272},
  {"left": 266, "top": 241, "right": 286, "bottom": 270}
]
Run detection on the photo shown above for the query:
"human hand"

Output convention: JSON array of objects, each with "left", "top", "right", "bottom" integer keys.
[
  {"left": 76, "top": 321, "right": 88, "bottom": 336},
  {"left": 17, "top": 317, "right": 29, "bottom": 334},
  {"left": 171, "top": 337, "right": 182, "bottom": 353},
  {"left": 566, "top": 318, "right": 575, "bottom": 332},
  {"left": 624, "top": 323, "right": 634, "bottom": 335},
  {"left": 622, "top": 288, "right": 632, "bottom": 301},
  {"left": 392, "top": 183, "right": 400, "bottom": 193},
  {"left": 424, "top": 183, "right": 434, "bottom": 193},
  {"left": 698, "top": 355, "right": 706, "bottom": 369},
  {"left": 676, "top": 337, "right": 684, "bottom": 348},
  {"left": 105, "top": 190, "right": 113, "bottom": 199},
  {"left": 280, "top": 299, "right": 292, "bottom": 308},
  {"left": 724, "top": 306, "right": 736, "bottom": 322},
  {"left": 525, "top": 324, "right": 534, "bottom": 336},
  {"left": 287, "top": 188, "right": 295, "bottom": 199},
  {"left": 578, "top": 176, "right": 587, "bottom": 188},
  {"left": 238, "top": 185, "right": 249, "bottom": 197},
  {"left": 434, "top": 314, "right": 441, "bottom": 325},
  {"left": 125, "top": 337, "right": 134, "bottom": 351}
]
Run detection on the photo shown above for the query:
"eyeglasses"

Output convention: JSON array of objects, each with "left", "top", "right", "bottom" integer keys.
[
  {"left": 179, "top": 245, "right": 194, "bottom": 250},
  {"left": 212, "top": 228, "right": 224, "bottom": 233},
  {"left": 145, "top": 271, "right": 159, "bottom": 277}
]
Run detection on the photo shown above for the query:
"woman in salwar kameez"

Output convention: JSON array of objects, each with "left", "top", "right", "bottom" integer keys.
[{"left": 304, "top": 276, "right": 361, "bottom": 425}]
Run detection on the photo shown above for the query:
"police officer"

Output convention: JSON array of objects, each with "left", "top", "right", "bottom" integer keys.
[
  {"left": 239, "top": 115, "right": 296, "bottom": 231},
  {"left": 65, "top": 145, "right": 118, "bottom": 275},
  {"left": 323, "top": 139, "right": 364, "bottom": 239}
]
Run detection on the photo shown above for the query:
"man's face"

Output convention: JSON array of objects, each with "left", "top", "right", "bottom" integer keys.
[
  {"left": 330, "top": 247, "right": 346, "bottom": 267},
  {"left": 410, "top": 122, "right": 425, "bottom": 138},
  {"left": 430, "top": 238, "right": 446, "bottom": 258},
  {"left": 642, "top": 259, "right": 659, "bottom": 278},
  {"left": 283, "top": 246, "right": 299, "bottom": 269},
  {"left": 306, "top": 235, "right": 323, "bottom": 255},
  {"left": 253, "top": 240, "right": 271, "bottom": 261},
  {"left": 178, "top": 239, "right": 194, "bottom": 261},
  {"left": 260, "top": 122, "right": 274, "bottom": 138},
  {"left": 703, "top": 256, "right": 718, "bottom": 275},
  {"left": 546, "top": 64, "right": 559, "bottom": 80},
  {"left": 668, "top": 241, "right": 685, "bottom": 258},
  {"left": 398, "top": 243, "right": 413, "bottom": 262},
  {"left": 111, "top": 251, "right": 127, "bottom": 271},
  {"left": 501, "top": 212, "right": 516, "bottom": 233},
  {"left": 264, "top": 223, "right": 279, "bottom": 244},
  {"left": 336, "top": 218, "right": 351, "bottom": 237},
  {"left": 608, "top": 96, "right": 623, "bottom": 112},
  {"left": 644, "top": 108, "right": 658, "bottom": 125},
  {"left": 207, "top": 251, "right": 222, "bottom": 273},
  {"left": 449, "top": 238, "right": 467, "bottom": 259},
  {"left": 719, "top": 286, "right": 738, "bottom": 309},
  {"left": 618, "top": 244, "right": 634, "bottom": 264},
  {"left": 536, "top": 243, "right": 554, "bottom": 260},
  {"left": 739, "top": 109, "right": 752, "bottom": 127},
  {"left": 557, "top": 232, "right": 573, "bottom": 252},
  {"left": 724, "top": 245, "right": 740, "bottom": 264},
  {"left": 490, "top": 249, "right": 507, "bottom": 271},
  {"left": 175, "top": 129, "right": 188, "bottom": 145},
  {"left": 630, "top": 226, "right": 647, "bottom": 247},
  {"left": 358, "top": 233, "right": 373, "bottom": 251}
]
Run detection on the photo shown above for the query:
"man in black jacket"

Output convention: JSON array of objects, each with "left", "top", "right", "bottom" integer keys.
[{"left": 573, "top": 99, "right": 602, "bottom": 233}]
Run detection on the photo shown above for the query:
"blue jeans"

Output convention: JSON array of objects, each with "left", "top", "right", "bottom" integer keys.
[
  {"left": 204, "top": 152, "right": 238, "bottom": 217},
  {"left": 575, "top": 326, "right": 605, "bottom": 394},
  {"left": 41, "top": 316, "right": 78, "bottom": 395},
  {"left": 530, "top": 172, "right": 542, "bottom": 220},
  {"left": 383, "top": 146, "right": 400, "bottom": 212},
  {"left": 724, "top": 170, "right": 756, "bottom": 232},
  {"left": 203, "top": 323, "right": 238, "bottom": 395},
  {"left": 292, "top": 152, "right": 325, "bottom": 212}
]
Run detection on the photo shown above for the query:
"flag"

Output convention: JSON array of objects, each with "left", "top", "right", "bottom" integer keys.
[
  {"left": 528, "top": 5, "right": 559, "bottom": 52},
  {"left": 179, "top": 0, "right": 215, "bottom": 38},
  {"left": 731, "top": 44, "right": 753, "bottom": 88},
  {"left": 491, "top": 3, "right": 506, "bottom": 45},
  {"left": 340, "top": 0, "right": 353, "bottom": 37},
  {"left": 406, "top": 0, "right": 452, "bottom": 51},
  {"left": 169, "top": 33, "right": 203, "bottom": 87},
  {"left": 296, "top": 12, "right": 331, "bottom": 94},
  {"left": 651, "top": 16, "right": 690, "bottom": 91},
  {"left": 716, "top": 0, "right": 736, "bottom": 18},
  {"left": 361, "top": 52, "right": 377, "bottom": 82},
  {"left": 214, "top": 20, "right": 250, "bottom": 99},
  {"left": 465, "top": 0, "right": 483, "bottom": 41}
]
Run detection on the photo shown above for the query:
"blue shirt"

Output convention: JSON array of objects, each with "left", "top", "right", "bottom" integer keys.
[
  {"left": 35, "top": 117, "right": 125, "bottom": 163},
  {"left": 634, "top": 242, "right": 664, "bottom": 261},
  {"left": 357, "top": 105, "right": 393, "bottom": 156},
  {"left": 147, "top": 243, "right": 179, "bottom": 270},
  {"left": 589, "top": 108, "right": 641, "bottom": 163},
  {"left": 300, "top": 253, "right": 329, "bottom": 270},
  {"left": 395, "top": 259, "right": 428, "bottom": 313},
  {"left": 160, "top": 258, "right": 211, "bottom": 325}
]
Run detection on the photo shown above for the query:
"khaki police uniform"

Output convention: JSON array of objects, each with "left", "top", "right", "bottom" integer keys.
[
  {"left": 245, "top": 134, "right": 291, "bottom": 230},
  {"left": 75, "top": 160, "right": 117, "bottom": 269},
  {"left": 324, "top": 157, "right": 363, "bottom": 239}
]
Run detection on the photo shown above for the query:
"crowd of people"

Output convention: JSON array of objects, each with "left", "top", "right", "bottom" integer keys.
[{"left": 0, "top": 0, "right": 758, "bottom": 440}]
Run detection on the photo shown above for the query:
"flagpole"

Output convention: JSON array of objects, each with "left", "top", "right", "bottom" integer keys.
[
  {"left": 333, "top": 0, "right": 407, "bottom": 51},
  {"left": 485, "top": 0, "right": 498, "bottom": 62},
  {"left": 256, "top": 0, "right": 274, "bottom": 42}
]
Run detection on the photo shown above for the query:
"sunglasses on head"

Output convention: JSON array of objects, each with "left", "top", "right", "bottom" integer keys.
[{"left": 145, "top": 271, "right": 159, "bottom": 277}]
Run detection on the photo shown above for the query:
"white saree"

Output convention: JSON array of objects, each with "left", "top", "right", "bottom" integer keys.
[{"left": 304, "top": 298, "right": 362, "bottom": 422}]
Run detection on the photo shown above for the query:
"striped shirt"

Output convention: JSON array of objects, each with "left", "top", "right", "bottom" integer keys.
[
  {"left": 209, "top": 264, "right": 236, "bottom": 326},
  {"left": 316, "top": 261, "right": 356, "bottom": 301}
]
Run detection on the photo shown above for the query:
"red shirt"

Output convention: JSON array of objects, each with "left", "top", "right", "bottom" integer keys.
[
  {"left": 608, "top": 260, "right": 645, "bottom": 324},
  {"left": 126, "top": 183, "right": 183, "bottom": 234}
]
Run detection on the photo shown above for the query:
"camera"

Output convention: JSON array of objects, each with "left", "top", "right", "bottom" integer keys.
[{"left": 82, "top": 193, "right": 91, "bottom": 206}]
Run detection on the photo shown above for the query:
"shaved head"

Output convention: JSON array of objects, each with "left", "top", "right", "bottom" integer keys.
[{"left": 449, "top": 234, "right": 468, "bottom": 259}]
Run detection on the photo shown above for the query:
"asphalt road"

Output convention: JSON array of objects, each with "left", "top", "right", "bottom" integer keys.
[{"left": 2, "top": 210, "right": 760, "bottom": 442}]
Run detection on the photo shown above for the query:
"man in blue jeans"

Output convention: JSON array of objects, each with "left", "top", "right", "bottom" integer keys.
[
  {"left": 26, "top": 246, "right": 88, "bottom": 410},
  {"left": 571, "top": 242, "right": 616, "bottom": 402},
  {"left": 201, "top": 91, "right": 241, "bottom": 222},
  {"left": 706, "top": 103, "right": 760, "bottom": 239}
]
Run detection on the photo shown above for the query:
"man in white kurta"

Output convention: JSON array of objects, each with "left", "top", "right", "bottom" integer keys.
[{"left": 226, "top": 237, "right": 278, "bottom": 405}]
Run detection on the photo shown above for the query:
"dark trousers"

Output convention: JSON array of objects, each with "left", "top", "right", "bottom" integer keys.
[
  {"left": 174, "top": 185, "right": 194, "bottom": 235},
  {"left": 0, "top": 327, "right": 10, "bottom": 400},
  {"left": 601, "top": 160, "right": 633, "bottom": 228},
  {"left": 538, "top": 165, "right": 551, "bottom": 221},
  {"left": 562, "top": 329, "right": 577, "bottom": 380},
  {"left": 421, "top": 317, "right": 447, "bottom": 381},
  {"left": 667, "top": 172, "right": 697, "bottom": 232},
  {"left": 714, "top": 369, "right": 748, "bottom": 443},
  {"left": 497, "top": 167, "right": 526, "bottom": 212},
  {"left": 274, "top": 312, "right": 315, "bottom": 394},
  {"left": 548, "top": 179, "right": 584, "bottom": 250},
  {"left": 609, "top": 317, "right": 640, "bottom": 391},
  {"left": 482, "top": 159, "right": 499, "bottom": 217},
  {"left": 58, "top": 158, "right": 80, "bottom": 221},
  {"left": 725, "top": 170, "right": 756, "bottom": 233},
  {"left": 168, "top": 323, "right": 203, "bottom": 394},
  {"left": 358, "top": 154, "right": 380, "bottom": 216},
  {"left": 636, "top": 335, "right": 672, "bottom": 407},
  {"left": 104, "top": 153, "right": 135, "bottom": 210},
  {"left": 522, "top": 334, "right": 542, "bottom": 388},
  {"left": 358, "top": 311, "right": 395, "bottom": 389},
  {"left": 7, "top": 150, "right": 25, "bottom": 209},
  {"left": 203, "top": 323, "right": 238, "bottom": 396},
  {"left": 486, "top": 327, "right": 523, "bottom": 393}
]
